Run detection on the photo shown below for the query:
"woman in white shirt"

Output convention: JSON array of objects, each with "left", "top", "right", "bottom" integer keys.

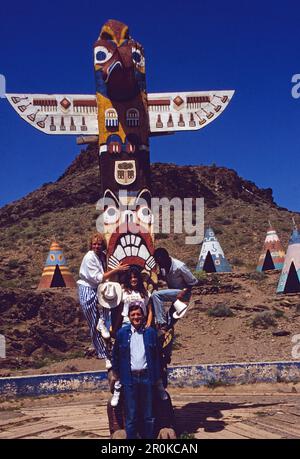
[
  {"left": 77, "top": 233, "right": 129, "bottom": 367},
  {"left": 121, "top": 266, "right": 153, "bottom": 327}
]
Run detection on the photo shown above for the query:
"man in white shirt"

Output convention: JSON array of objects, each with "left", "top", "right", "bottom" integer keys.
[
  {"left": 152, "top": 247, "right": 198, "bottom": 329},
  {"left": 112, "top": 304, "right": 161, "bottom": 439}
]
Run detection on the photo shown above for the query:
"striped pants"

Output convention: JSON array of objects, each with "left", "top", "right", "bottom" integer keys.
[{"left": 78, "top": 285, "right": 110, "bottom": 359}]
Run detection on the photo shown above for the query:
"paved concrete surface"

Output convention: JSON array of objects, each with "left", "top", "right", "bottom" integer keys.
[{"left": 0, "top": 384, "right": 300, "bottom": 439}]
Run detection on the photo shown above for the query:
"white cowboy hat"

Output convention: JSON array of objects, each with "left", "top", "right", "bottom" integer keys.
[
  {"left": 173, "top": 299, "right": 189, "bottom": 319},
  {"left": 98, "top": 282, "right": 122, "bottom": 309}
]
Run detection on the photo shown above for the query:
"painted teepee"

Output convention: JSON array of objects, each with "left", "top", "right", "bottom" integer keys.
[
  {"left": 196, "top": 227, "right": 231, "bottom": 273},
  {"left": 277, "top": 221, "right": 300, "bottom": 294},
  {"left": 256, "top": 223, "right": 285, "bottom": 272},
  {"left": 38, "top": 240, "right": 76, "bottom": 289}
]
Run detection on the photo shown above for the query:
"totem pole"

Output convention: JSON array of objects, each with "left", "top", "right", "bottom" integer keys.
[{"left": 93, "top": 20, "right": 155, "bottom": 276}]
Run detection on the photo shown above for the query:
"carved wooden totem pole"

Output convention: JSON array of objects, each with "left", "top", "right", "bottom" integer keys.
[{"left": 94, "top": 20, "right": 155, "bottom": 276}]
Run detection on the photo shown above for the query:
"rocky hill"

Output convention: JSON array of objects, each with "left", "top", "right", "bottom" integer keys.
[{"left": 0, "top": 145, "right": 276, "bottom": 228}]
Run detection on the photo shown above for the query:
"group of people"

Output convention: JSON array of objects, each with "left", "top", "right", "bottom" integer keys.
[{"left": 77, "top": 233, "right": 198, "bottom": 439}]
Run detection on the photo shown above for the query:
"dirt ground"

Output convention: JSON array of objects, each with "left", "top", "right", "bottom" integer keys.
[{"left": 1, "top": 383, "right": 300, "bottom": 439}]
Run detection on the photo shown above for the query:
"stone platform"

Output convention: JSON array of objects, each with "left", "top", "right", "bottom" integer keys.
[{"left": 1, "top": 383, "right": 300, "bottom": 439}]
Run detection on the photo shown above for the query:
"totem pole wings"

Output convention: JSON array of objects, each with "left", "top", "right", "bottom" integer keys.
[
  {"left": 6, "top": 90, "right": 234, "bottom": 136},
  {"left": 6, "top": 19, "right": 234, "bottom": 275}
]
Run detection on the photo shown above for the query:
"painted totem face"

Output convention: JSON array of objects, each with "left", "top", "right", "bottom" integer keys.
[
  {"left": 94, "top": 19, "right": 146, "bottom": 100},
  {"left": 101, "top": 189, "right": 155, "bottom": 272}
]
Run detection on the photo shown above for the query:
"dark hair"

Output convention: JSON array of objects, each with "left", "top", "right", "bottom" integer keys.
[
  {"left": 154, "top": 247, "right": 169, "bottom": 260},
  {"left": 128, "top": 302, "right": 144, "bottom": 316},
  {"left": 123, "top": 266, "right": 147, "bottom": 298}
]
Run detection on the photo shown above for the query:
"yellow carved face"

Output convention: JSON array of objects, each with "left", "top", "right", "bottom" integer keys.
[{"left": 100, "top": 189, "right": 155, "bottom": 272}]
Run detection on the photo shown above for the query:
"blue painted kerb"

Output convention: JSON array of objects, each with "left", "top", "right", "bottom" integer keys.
[
  {"left": 1, "top": 361, "right": 300, "bottom": 397},
  {"left": 0, "top": 370, "right": 109, "bottom": 397}
]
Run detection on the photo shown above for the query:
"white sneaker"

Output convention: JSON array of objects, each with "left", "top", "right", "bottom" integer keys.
[
  {"left": 111, "top": 389, "right": 120, "bottom": 407},
  {"left": 97, "top": 318, "right": 110, "bottom": 339},
  {"left": 105, "top": 358, "right": 112, "bottom": 370}
]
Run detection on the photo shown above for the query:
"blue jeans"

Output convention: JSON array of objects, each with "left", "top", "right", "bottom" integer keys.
[
  {"left": 123, "top": 372, "right": 155, "bottom": 439},
  {"left": 151, "top": 289, "right": 181, "bottom": 325}
]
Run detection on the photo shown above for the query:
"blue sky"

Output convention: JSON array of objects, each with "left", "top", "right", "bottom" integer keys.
[{"left": 0, "top": 0, "right": 300, "bottom": 211}]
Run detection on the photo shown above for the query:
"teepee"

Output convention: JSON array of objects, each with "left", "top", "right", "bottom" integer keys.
[
  {"left": 277, "top": 223, "right": 300, "bottom": 294},
  {"left": 38, "top": 241, "right": 76, "bottom": 289},
  {"left": 196, "top": 227, "right": 231, "bottom": 273},
  {"left": 256, "top": 223, "right": 285, "bottom": 272}
]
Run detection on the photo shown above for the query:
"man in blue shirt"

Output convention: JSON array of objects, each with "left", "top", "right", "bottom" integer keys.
[
  {"left": 111, "top": 303, "right": 161, "bottom": 439},
  {"left": 152, "top": 247, "right": 198, "bottom": 329}
]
